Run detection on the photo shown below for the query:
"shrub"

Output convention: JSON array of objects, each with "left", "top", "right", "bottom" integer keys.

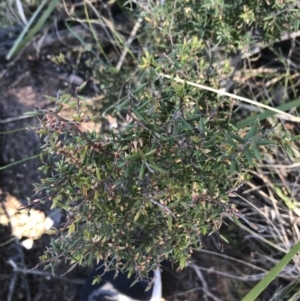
[{"left": 33, "top": 0, "right": 300, "bottom": 279}]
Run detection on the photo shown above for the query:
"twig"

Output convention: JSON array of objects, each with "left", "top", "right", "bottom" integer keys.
[
  {"left": 7, "top": 272, "right": 18, "bottom": 301},
  {"left": 5, "top": 242, "right": 31, "bottom": 301},
  {"left": 7, "top": 260, "right": 85, "bottom": 285},
  {"left": 257, "top": 162, "right": 300, "bottom": 169},
  {"left": 189, "top": 264, "right": 266, "bottom": 282},
  {"left": 149, "top": 198, "right": 175, "bottom": 218},
  {"left": 116, "top": 17, "right": 142, "bottom": 71},
  {"left": 189, "top": 264, "right": 209, "bottom": 301},
  {"left": 240, "top": 30, "right": 300, "bottom": 62}
]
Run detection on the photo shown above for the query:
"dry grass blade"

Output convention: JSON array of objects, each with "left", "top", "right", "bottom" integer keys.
[
  {"left": 15, "top": 0, "right": 28, "bottom": 25},
  {"left": 159, "top": 73, "right": 300, "bottom": 122}
]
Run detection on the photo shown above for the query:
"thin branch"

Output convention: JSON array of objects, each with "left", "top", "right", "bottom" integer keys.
[
  {"left": 7, "top": 260, "right": 85, "bottom": 285},
  {"left": 188, "top": 263, "right": 266, "bottom": 282},
  {"left": 116, "top": 17, "right": 142, "bottom": 71},
  {"left": 149, "top": 198, "right": 175, "bottom": 218}
]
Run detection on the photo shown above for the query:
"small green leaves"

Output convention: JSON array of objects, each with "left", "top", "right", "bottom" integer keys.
[
  {"left": 137, "top": 149, "right": 147, "bottom": 161},
  {"left": 255, "top": 139, "right": 274, "bottom": 146},
  {"left": 139, "top": 50, "right": 156, "bottom": 69},
  {"left": 131, "top": 108, "right": 145, "bottom": 121},
  {"left": 77, "top": 80, "right": 88, "bottom": 93},
  {"left": 147, "top": 162, "right": 166, "bottom": 174},
  {"left": 225, "top": 133, "right": 237, "bottom": 148},
  {"left": 167, "top": 215, "right": 173, "bottom": 232},
  {"left": 230, "top": 157, "right": 237, "bottom": 174},
  {"left": 181, "top": 119, "right": 194, "bottom": 131},
  {"left": 92, "top": 275, "right": 102, "bottom": 286},
  {"left": 252, "top": 144, "right": 262, "bottom": 161},
  {"left": 23, "top": 111, "right": 40, "bottom": 117},
  {"left": 58, "top": 94, "right": 72, "bottom": 104},
  {"left": 245, "top": 121, "right": 259, "bottom": 141},
  {"left": 134, "top": 211, "right": 140, "bottom": 222},
  {"left": 139, "top": 162, "right": 146, "bottom": 179},
  {"left": 244, "top": 145, "right": 253, "bottom": 166},
  {"left": 239, "top": 5, "right": 255, "bottom": 25},
  {"left": 179, "top": 256, "right": 187, "bottom": 270},
  {"left": 229, "top": 133, "right": 245, "bottom": 144}
]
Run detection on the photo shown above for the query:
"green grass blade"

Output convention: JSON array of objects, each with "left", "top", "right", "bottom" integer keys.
[
  {"left": 242, "top": 240, "right": 300, "bottom": 301},
  {"left": 83, "top": 2, "right": 110, "bottom": 63},
  {"left": 0, "top": 154, "right": 40, "bottom": 170},
  {"left": 6, "top": 0, "right": 47, "bottom": 59},
  {"left": 6, "top": 0, "right": 60, "bottom": 59},
  {"left": 236, "top": 98, "right": 300, "bottom": 128},
  {"left": 0, "top": 127, "right": 28, "bottom": 134}
]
